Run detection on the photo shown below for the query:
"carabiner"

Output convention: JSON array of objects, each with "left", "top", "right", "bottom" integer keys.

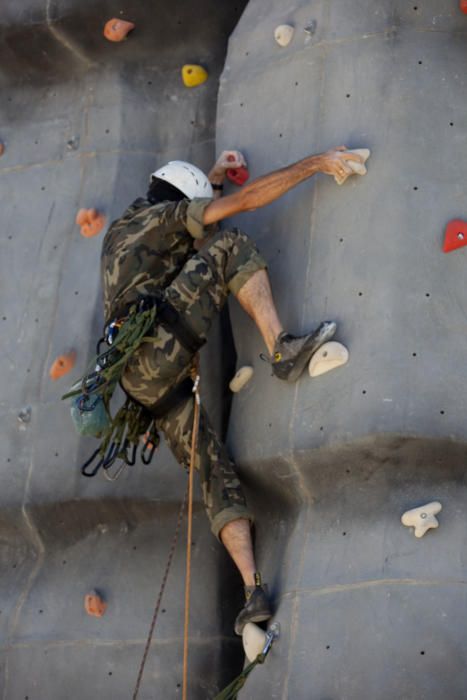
[{"left": 81, "top": 447, "right": 104, "bottom": 477}]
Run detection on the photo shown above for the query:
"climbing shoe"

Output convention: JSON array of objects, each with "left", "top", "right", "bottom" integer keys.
[
  {"left": 234, "top": 573, "right": 272, "bottom": 636},
  {"left": 271, "top": 321, "right": 337, "bottom": 383}
]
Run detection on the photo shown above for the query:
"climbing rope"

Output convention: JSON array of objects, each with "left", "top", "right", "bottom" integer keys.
[
  {"left": 183, "top": 361, "right": 201, "bottom": 700},
  {"left": 132, "top": 483, "right": 188, "bottom": 700},
  {"left": 132, "top": 359, "right": 201, "bottom": 700}
]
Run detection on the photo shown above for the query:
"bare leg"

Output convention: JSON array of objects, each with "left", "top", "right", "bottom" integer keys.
[
  {"left": 220, "top": 518, "right": 256, "bottom": 586},
  {"left": 236, "top": 269, "right": 284, "bottom": 355}
]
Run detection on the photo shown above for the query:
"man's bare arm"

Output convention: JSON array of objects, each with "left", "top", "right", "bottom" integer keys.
[{"left": 203, "top": 147, "right": 362, "bottom": 226}]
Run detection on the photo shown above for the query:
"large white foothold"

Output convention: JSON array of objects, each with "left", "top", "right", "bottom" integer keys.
[
  {"left": 229, "top": 366, "right": 254, "bottom": 393},
  {"left": 334, "top": 148, "right": 371, "bottom": 185},
  {"left": 242, "top": 622, "right": 268, "bottom": 663},
  {"left": 401, "top": 501, "right": 442, "bottom": 538},
  {"left": 308, "top": 342, "right": 349, "bottom": 377},
  {"left": 274, "top": 24, "right": 294, "bottom": 47}
]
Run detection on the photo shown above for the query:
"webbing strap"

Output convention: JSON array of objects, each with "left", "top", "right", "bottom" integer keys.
[
  {"left": 149, "top": 377, "right": 194, "bottom": 420},
  {"left": 157, "top": 299, "right": 205, "bottom": 355}
]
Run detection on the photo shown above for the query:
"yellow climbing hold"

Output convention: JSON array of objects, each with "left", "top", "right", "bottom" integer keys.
[{"left": 182, "top": 64, "right": 208, "bottom": 88}]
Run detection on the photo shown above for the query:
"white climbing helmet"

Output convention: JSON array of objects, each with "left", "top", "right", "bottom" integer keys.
[{"left": 150, "top": 160, "right": 213, "bottom": 199}]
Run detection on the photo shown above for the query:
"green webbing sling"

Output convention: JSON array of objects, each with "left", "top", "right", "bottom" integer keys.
[
  {"left": 214, "top": 654, "right": 266, "bottom": 700},
  {"left": 63, "top": 302, "right": 159, "bottom": 476}
]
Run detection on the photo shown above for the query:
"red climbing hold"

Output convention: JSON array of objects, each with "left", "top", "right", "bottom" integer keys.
[
  {"left": 76, "top": 208, "right": 106, "bottom": 238},
  {"left": 443, "top": 219, "right": 467, "bottom": 253},
  {"left": 225, "top": 156, "right": 249, "bottom": 186},
  {"left": 84, "top": 590, "right": 107, "bottom": 618},
  {"left": 49, "top": 351, "right": 76, "bottom": 381},
  {"left": 460, "top": 0, "right": 467, "bottom": 14},
  {"left": 103, "top": 18, "right": 135, "bottom": 42}
]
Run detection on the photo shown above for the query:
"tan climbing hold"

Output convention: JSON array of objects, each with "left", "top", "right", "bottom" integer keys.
[
  {"left": 0, "top": 142, "right": 4, "bottom": 157},
  {"left": 84, "top": 590, "right": 107, "bottom": 618},
  {"left": 103, "top": 18, "right": 135, "bottom": 42},
  {"left": 242, "top": 622, "right": 267, "bottom": 663},
  {"left": 274, "top": 24, "right": 294, "bottom": 47},
  {"left": 49, "top": 351, "right": 76, "bottom": 381},
  {"left": 229, "top": 366, "right": 254, "bottom": 393},
  {"left": 401, "top": 501, "right": 442, "bottom": 538},
  {"left": 181, "top": 64, "right": 208, "bottom": 88},
  {"left": 76, "top": 208, "right": 106, "bottom": 238},
  {"left": 334, "top": 148, "right": 371, "bottom": 185},
  {"left": 308, "top": 342, "right": 349, "bottom": 377}
]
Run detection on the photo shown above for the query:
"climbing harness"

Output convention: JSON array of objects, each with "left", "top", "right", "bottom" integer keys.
[
  {"left": 63, "top": 292, "right": 205, "bottom": 480},
  {"left": 214, "top": 623, "right": 280, "bottom": 700},
  {"left": 132, "top": 360, "right": 201, "bottom": 700}
]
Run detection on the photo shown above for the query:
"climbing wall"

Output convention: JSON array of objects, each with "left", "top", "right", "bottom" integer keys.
[
  {"left": 218, "top": 1, "right": 467, "bottom": 697},
  {"left": 0, "top": 2, "right": 246, "bottom": 698}
]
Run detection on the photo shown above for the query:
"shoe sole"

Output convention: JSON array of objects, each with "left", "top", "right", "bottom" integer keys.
[
  {"left": 235, "top": 611, "right": 272, "bottom": 636},
  {"left": 283, "top": 321, "right": 337, "bottom": 383}
]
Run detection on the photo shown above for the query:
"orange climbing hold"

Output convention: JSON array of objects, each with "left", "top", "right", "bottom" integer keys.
[
  {"left": 103, "top": 18, "right": 135, "bottom": 42},
  {"left": 181, "top": 64, "right": 208, "bottom": 87},
  {"left": 49, "top": 351, "right": 76, "bottom": 381},
  {"left": 76, "top": 208, "right": 106, "bottom": 238},
  {"left": 460, "top": 0, "right": 467, "bottom": 14},
  {"left": 84, "top": 591, "right": 107, "bottom": 618},
  {"left": 443, "top": 219, "right": 467, "bottom": 253}
]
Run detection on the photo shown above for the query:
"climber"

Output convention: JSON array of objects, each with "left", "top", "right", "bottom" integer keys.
[{"left": 101, "top": 146, "right": 363, "bottom": 634}]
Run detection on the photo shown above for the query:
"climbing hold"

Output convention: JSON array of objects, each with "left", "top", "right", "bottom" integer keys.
[
  {"left": 229, "top": 366, "right": 254, "bottom": 393},
  {"left": 334, "top": 148, "right": 371, "bottom": 185},
  {"left": 443, "top": 219, "right": 467, "bottom": 253},
  {"left": 401, "top": 501, "right": 442, "bottom": 538},
  {"left": 225, "top": 153, "right": 250, "bottom": 186},
  {"left": 460, "top": 0, "right": 467, "bottom": 14},
  {"left": 76, "top": 208, "right": 106, "bottom": 238},
  {"left": 103, "top": 18, "right": 135, "bottom": 42},
  {"left": 274, "top": 24, "right": 294, "bottom": 47},
  {"left": 84, "top": 590, "right": 107, "bottom": 618},
  {"left": 49, "top": 351, "right": 76, "bottom": 381},
  {"left": 226, "top": 166, "right": 249, "bottom": 186},
  {"left": 181, "top": 65, "right": 208, "bottom": 88},
  {"left": 308, "top": 342, "right": 349, "bottom": 377},
  {"left": 0, "top": 142, "right": 4, "bottom": 157},
  {"left": 242, "top": 622, "right": 268, "bottom": 663}
]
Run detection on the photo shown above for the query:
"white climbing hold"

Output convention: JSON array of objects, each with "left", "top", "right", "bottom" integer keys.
[
  {"left": 334, "top": 148, "right": 371, "bottom": 185},
  {"left": 274, "top": 24, "right": 294, "bottom": 47},
  {"left": 243, "top": 622, "right": 268, "bottom": 663},
  {"left": 308, "top": 342, "right": 349, "bottom": 377},
  {"left": 401, "top": 501, "right": 442, "bottom": 538},
  {"left": 229, "top": 366, "right": 254, "bottom": 393}
]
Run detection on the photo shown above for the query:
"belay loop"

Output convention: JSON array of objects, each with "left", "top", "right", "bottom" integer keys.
[{"left": 62, "top": 299, "right": 160, "bottom": 478}]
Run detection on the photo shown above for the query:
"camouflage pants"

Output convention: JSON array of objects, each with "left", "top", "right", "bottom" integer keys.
[{"left": 122, "top": 228, "right": 267, "bottom": 538}]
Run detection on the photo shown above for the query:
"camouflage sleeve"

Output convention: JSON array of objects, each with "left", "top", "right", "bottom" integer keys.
[{"left": 141, "top": 197, "right": 213, "bottom": 242}]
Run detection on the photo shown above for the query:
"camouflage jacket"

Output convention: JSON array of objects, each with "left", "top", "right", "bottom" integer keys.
[{"left": 101, "top": 197, "right": 212, "bottom": 323}]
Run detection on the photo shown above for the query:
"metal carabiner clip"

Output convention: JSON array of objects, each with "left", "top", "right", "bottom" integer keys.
[{"left": 81, "top": 448, "right": 105, "bottom": 477}]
